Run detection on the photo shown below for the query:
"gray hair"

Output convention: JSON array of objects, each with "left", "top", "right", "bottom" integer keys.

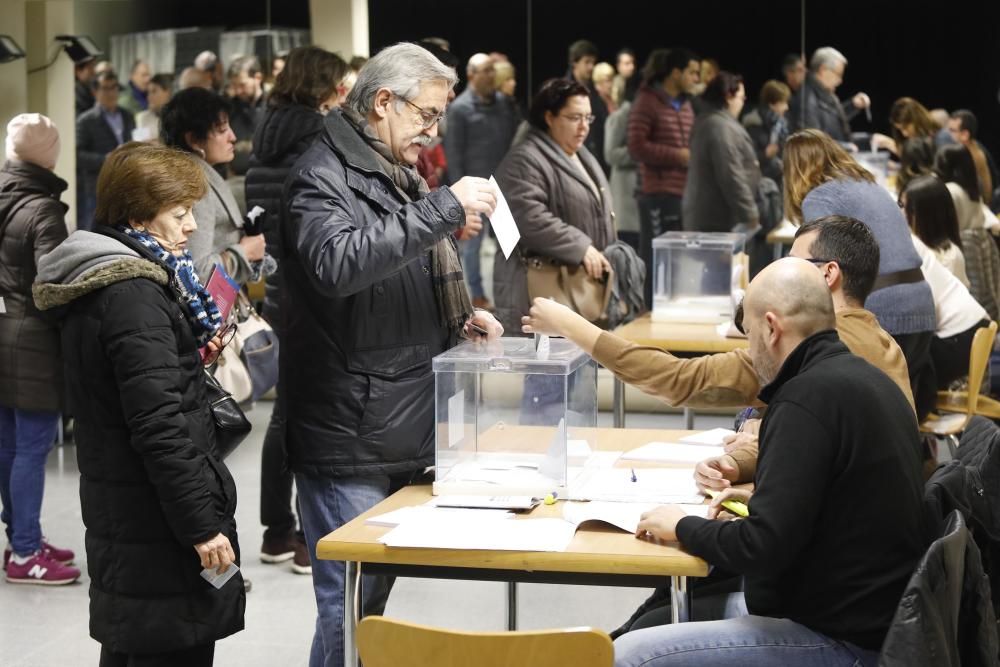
[
  {"left": 809, "top": 47, "right": 847, "bottom": 73},
  {"left": 346, "top": 42, "right": 458, "bottom": 116}
]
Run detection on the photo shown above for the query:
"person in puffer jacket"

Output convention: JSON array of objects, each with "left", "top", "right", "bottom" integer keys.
[{"left": 33, "top": 143, "right": 244, "bottom": 666}]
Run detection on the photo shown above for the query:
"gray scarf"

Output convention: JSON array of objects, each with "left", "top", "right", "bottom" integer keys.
[{"left": 341, "top": 107, "right": 473, "bottom": 334}]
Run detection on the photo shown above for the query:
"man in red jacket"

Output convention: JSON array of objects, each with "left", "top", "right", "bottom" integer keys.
[{"left": 627, "top": 47, "right": 700, "bottom": 304}]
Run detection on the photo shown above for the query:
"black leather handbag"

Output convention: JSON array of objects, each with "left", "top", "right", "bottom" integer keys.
[{"left": 203, "top": 368, "right": 252, "bottom": 459}]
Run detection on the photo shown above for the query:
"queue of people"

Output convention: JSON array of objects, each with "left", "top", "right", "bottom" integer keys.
[{"left": 3, "top": 34, "right": 1000, "bottom": 667}]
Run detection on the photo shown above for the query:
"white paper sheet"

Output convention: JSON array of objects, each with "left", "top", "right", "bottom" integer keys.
[
  {"left": 366, "top": 506, "right": 514, "bottom": 527},
  {"left": 379, "top": 516, "right": 576, "bottom": 552},
  {"left": 679, "top": 428, "right": 736, "bottom": 446},
  {"left": 488, "top": 175, "right": 520, "bottom": 259},
  {"left": 621, "top": 442, "right": 725, "bottom": 464},
  {"left": 570, "top": 467, "right": 702, "bottom": 503}
]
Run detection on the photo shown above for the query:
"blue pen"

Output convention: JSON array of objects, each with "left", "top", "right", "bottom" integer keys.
[{"left": 630, "top": 468, "right": 638, "bottom": 483}]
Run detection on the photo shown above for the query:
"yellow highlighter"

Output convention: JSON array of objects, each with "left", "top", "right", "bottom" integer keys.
[{"left": 705, "top": 490, "right": 749, "bottom": 518}]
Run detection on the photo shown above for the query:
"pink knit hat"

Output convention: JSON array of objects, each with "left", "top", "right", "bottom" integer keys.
[{"left": 5, "top": 113, "right": 61, "bottom": 170}]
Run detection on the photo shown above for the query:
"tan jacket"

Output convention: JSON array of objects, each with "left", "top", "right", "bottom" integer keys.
[{"left": 591, "top": 307, "right": 914, "bottom": 480}]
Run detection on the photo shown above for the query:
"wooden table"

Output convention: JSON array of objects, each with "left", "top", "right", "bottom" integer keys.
[
  {"left": 611, "top": 315, "right": 748, "bottom": 428},
  {"left": 318, "top": 428, "right": 710, "bottom": 667}
]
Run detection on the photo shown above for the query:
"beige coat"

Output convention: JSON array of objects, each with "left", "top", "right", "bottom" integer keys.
[{"left": 493, "top": 127, "right": 615, "bottom": 332}]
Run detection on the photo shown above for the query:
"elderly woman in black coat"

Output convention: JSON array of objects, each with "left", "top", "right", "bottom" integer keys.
[{"left": 33, "top": 142, "right": 244, "bottom": 666}]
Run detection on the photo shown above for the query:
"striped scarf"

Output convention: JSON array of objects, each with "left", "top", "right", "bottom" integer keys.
[
  {"left": 340, "top": 107, "right": 473, "bottom": 334},
  {"left": 119, "top": 225, "right": 223, "bottom": 346}
]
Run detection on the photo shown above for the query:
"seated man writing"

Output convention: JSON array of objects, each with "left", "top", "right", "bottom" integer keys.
[
  {"left": 617, "top": 258, "right": 924, "bottom": 665},
  {"left": 522, "top": 214, "right": 913, "bottom": 489}
]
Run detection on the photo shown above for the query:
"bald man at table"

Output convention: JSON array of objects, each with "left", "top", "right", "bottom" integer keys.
[{"left": 619, "top": 257, "right": 924, "bottom": 666}]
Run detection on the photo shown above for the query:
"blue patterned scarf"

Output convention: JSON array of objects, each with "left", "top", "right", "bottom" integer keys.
[{"left": 118, "top": 225, "right": 223, "bottom": 346}]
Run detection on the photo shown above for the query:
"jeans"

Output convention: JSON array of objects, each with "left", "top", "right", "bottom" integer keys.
[
  {"left": 296, "top": 472, "right": 405, "bottom": 667},
  {"left": 260, "top": 398, "right": 301, "bottom": 541},
  {"left": 614, "top": 595, "right": 880, "bottom": 667},
  {"left": 0, "top": 407, "right": 59, "bottom": 556},
  {"left": 460, "top": 215, "right": 490, "bottom": 299},
  {"left": 638, "top": 193, "right": 682, "bottom": 306}
]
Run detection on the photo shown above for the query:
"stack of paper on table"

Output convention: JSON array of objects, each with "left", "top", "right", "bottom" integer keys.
[
  {"left": 679, "top": 428, "right": 735, "bottom": 446},
  {"left": 366, "top": 505, "right": 514, "bottom": 527},
  {"left": 621, "top": 442, "right": 724, "bottom": 464},
  {"left": 378, "top": 515, "right": 577, "bottom": 552}
]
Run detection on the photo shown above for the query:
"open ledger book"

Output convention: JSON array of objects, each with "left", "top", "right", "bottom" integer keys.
[{"left": 375, "top": 501, "right": 709, "bottom": 552}]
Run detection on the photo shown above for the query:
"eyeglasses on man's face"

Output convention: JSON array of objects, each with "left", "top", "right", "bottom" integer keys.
[
  {"left": 560, "top": 113, "right": 596, "bottom": 125},
  {"left": 398, "top": 95, "right": 446, "bottom": 130}
]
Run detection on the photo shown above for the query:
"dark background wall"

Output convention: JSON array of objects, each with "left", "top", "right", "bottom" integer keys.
[
  {"left": 368, "top": 0, "right": 1000, "bottom": 150},
  {"left": 155, "top": 0, "right": 1000, "bottom": 149}
]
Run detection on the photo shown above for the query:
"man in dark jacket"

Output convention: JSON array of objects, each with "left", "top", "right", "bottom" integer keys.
[
  {"left": 788, "top": 46, "right": 871, "bottom": 145},
  {"left": 565, "top": 39, "right": 610, "bottom": 177},
  {"left": 0, "top": 113, "right": 77, "bottom": 584},
  {"left": 282, "top": 42, "right": 502, "bottom": 667},
  {"left": 76, "top": 70, "right": 134, "bottom": 230},
  {"left": 616, "top": 257, "right": 925, "bottom": 666}
]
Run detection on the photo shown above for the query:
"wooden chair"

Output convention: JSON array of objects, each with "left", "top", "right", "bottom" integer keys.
[
  {"left": 357, "top": 616, "right": 614, "bottom": 667},
  {"left": 921, "top": 321, "right": 998, "bottom": 453}
]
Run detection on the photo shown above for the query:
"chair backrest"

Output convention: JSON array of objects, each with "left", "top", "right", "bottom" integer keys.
[
  {"left": 357, "top": 616, "right": 614, "bottom": 667},
  {"left": 966, "top": 321, "right": 998, "bottom": 415},
  {"left": 880, "top": 510, "right": 999, "bottom": 667}
]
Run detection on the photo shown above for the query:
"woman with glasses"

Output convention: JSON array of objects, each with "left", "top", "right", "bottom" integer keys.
[
  {"left": 161, "top": 87, "right": 266, "bottom": 289},
  {"left": 784, "top": 128, "right": 937, "bottom": 419},
  {"left": 33, "top": 142, "right": 245, "bottom": 666},
  {"left": 492, "top": 77, "right": 615, "bottom": 334}
]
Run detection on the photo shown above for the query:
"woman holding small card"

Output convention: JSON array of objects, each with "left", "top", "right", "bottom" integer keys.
[{"left": 33, "top": 142, "right": 244, "bottom": 666}]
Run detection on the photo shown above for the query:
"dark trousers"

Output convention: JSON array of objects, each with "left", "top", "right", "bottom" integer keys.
[
  {"left": 931, "top": 319, "right": 989, "bottom": 390},
  {"left": 260, "top": 394, "right": 302, "bottom": 541},
  {"left": 99, "top": 643, "right": 214, "bottom": 667},
  {"left": 638, "top": 193, "right": 683, "bottom": 307},
  {"left": 893, "top": 330, "right": 936, "bottom": 422}
]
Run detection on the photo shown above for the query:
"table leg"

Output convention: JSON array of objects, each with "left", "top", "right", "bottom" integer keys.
[
  {"left": 613, "top": 377, "right": 626, "bottom": 428},
  {"left": 344, "top": 561, "right": 360, "bottom": 667},
  {"left": 683, "top": 407, "right": 694, "bottom": 430},
  {"left": 507, "top": 581, "right": 518, "bottom": 630},
  {"left": 670, "top": 575, "right": 690, "bottom": 623}
]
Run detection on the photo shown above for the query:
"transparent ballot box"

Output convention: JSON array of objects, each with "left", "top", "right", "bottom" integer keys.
[
  {"left": 433, "top": 337, "right": 598, "bottom": 496},
  {"left": 652, "top": 231, "right": 746, "bottom": 323},
  {"left": 855, "top": 151, "right": 891, "bottom": 190}
]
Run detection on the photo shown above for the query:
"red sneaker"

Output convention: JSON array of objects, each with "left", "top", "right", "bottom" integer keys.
[
  {"left": 5, "top": 551, "right": 80, "bottom": 585},
  {"left": 42, "top": 539, "right": 75, "bottom": 564},
  {"left": 3, "top": 539, "right": 74, "bottom": 570}
]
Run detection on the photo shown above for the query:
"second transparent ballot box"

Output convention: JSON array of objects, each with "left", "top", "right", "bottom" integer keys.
[
  {"left": 652, "top": 231, "right": 746, "bottom": 323},
  {"left": 432, "top": 337, "right": 598, "bottom": 496}
]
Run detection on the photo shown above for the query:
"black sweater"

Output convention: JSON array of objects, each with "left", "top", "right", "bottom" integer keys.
[{"left": 676, "top": 330, "right": 925, "bottom": 650}]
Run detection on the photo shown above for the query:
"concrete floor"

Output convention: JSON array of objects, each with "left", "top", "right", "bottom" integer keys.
[{"left": 1, "top": 397, "right": 734, "bottom": 666}]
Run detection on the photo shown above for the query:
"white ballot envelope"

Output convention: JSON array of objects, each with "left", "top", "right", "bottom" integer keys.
[{"left": 488, "top": 175, "right": 520, "bottom": 259}]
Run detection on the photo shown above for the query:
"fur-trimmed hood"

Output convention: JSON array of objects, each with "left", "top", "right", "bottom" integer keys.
[{"left": 33, "top": 230, "right": 168, "bottom": 311}]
